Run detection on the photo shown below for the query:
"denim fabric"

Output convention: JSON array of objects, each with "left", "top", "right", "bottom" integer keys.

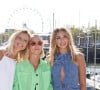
[{"left": 51, "top": 52, "right": 80, "bottom": 90}]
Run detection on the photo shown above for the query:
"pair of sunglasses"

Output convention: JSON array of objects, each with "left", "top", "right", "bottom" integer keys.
[{"left": 30, "top": 41, "right": 43, "bottom": 46}]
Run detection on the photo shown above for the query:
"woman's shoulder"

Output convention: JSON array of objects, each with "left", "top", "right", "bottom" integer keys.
[
  {"left": 40, "top": 59, "right": 51, "bottom": 70},
  {"left": 16, "top": 60, "right": 29, "bottom": 66},
  {"left": 41, "top": 58, "right": 49, "bottom": 65},
  {"left": 15, "top": 60, "right": 29, "bottom": 72},
  {"left": 75, "top": 52, "right": 84, "bottom": 58},
  {"left": 75, "top": 52, "right": 86, "bottom": 66}
]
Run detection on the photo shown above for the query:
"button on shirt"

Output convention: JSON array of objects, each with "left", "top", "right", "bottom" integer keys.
[
  {"left": 13, "top": 59, "right": 53, "bottom": 90},
  {"left": 51, "top": 52, "right": 80, "bottom": 90}
]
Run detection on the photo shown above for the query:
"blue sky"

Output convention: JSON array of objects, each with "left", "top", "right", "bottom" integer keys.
[{"left": 0, "top": 0, "right": 100, "bottom": 33}]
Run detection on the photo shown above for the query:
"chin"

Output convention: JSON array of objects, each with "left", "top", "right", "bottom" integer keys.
[{"left": 59, "top": 46, "right": 67, "bottom": 49}]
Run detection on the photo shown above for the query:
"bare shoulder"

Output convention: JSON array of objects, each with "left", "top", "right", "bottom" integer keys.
[
  {"left": 76, "top": 52, "right": 84, "bottom": 59},
  {"left": 75, "top": 52, "right": 86, "bottom": 66}
]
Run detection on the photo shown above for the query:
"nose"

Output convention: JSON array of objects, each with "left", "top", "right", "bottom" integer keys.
[{"left": 60, "top": 37, "right": 65, "bottom": 42}]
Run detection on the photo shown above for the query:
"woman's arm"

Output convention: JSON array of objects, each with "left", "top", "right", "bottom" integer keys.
[
  {"left": 0, "top": 50, "right": 4, "bottom": 60},
  {"left": 77, "top": 53, "right": 86, "bottom": 90}
]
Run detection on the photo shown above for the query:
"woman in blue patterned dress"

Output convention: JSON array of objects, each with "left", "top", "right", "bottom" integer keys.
[{"left": 47, "top": 27, "right": 86, "bottom": 90}]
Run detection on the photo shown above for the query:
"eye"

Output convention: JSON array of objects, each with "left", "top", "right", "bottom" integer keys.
[
  {"left": 17, "top": 36, "right": 28, "bottom": 43},
  {"left": 63, "top": 35, "right": 68, "bottom": 38},
  {"left": 30, "top": 42, "right": 36, "bottom": 46},
  {"left": 38, "top": 41, "right": 43, "bottom": 46},
  {"left": 56, "top": 37, "right": 60, "bottom": 40},
  {"left": 17, "top": 36, "right": 22, "bottom": 40},
  {"left": 24, "top": 39, "right": 28, "bottom": 43}
]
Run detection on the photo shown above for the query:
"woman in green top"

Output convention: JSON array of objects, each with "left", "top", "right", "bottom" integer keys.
[{"left": 13, "top": 35, "right": 53, "bottom": 90}]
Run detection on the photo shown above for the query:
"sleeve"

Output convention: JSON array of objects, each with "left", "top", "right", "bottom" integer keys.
[
  {"left": 13, "top": 64, "right": 19, "bottom": 90},
  {"left": 48, "top": 79, "right": 53, "bottom": 90},
  {"left": 47, "top": 63, "right": 53, "bottom": 90}
]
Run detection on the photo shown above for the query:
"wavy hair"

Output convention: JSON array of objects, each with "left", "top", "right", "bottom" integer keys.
[
  {"left": 49, "top": 27, "right": 80, "bottom": 66},
  {"left": 6, "top": 30, "right": 31, "bottom": 62}
]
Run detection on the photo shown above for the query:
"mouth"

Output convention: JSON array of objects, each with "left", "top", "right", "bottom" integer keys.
[
  {"left": 16, "top": 43, "right": 23, "bottom": 48},
  {"left": 60, "top": 43, "right": 66, "bottom": 46},
  {"left": 35, "top": 49, "right": 39, "bottom": 50}
]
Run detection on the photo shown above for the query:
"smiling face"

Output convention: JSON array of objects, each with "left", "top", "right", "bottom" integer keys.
[
  {"left": 14, "top": 32, "right": 29, "bottom": 52},
  {"left": 29, "top": 35, "right": 43, "bottom": 56},
  {"left": 55, "top": 30, "right": 69, "bottom": 52}
]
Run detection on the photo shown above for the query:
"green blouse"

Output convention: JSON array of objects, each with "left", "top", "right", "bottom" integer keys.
[{"left": 13, "top": 59, "right": 53, "bottom": 90}]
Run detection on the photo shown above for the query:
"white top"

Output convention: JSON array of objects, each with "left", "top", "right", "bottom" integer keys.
[{"left": 0, "top": 55, "right": 16, "bottom": 90}]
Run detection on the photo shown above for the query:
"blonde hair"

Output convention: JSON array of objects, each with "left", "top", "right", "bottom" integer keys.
[
  {"left": 30, "top": 34, "right": 44, "bottom": 58},
  {"left": 49, "top": 27, "right": 80, "bottom": 66},
  {"left": 6, "top": 30, "right": 31, "bottom": 61}
]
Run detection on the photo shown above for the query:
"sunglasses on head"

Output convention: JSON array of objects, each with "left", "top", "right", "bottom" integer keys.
[{"left": 30, "top": 41, "right": 43, "bottom": 46}]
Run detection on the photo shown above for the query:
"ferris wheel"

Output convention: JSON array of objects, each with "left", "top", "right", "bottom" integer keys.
[{"left": 7, "top": 7, "right": 43, "bottom": 33}]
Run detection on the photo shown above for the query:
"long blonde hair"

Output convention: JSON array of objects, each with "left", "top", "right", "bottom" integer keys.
[
  {"left": 49, "top": 27, "right": 80, "bottom": 66},
  {"left": 6, "top": 30, "right": 31, "bottom": 61}
]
